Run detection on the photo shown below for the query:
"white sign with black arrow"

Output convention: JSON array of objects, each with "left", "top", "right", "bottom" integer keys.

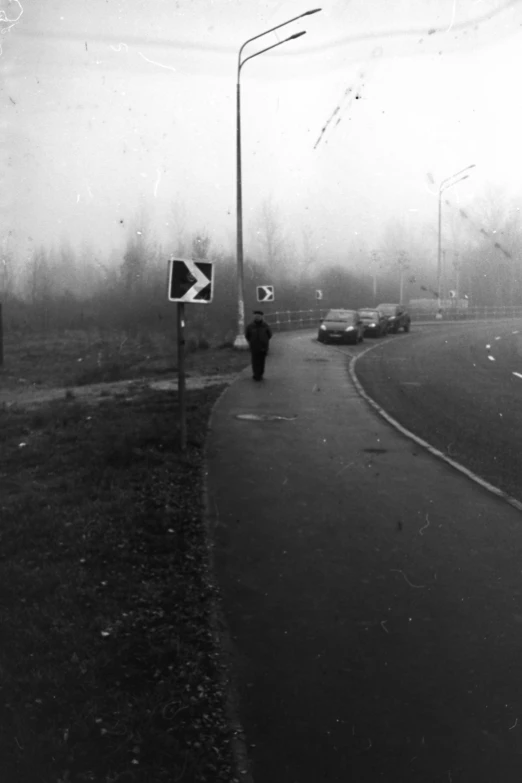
[{"left": 257, "top": 285, "right": 274, "bottom": 303}]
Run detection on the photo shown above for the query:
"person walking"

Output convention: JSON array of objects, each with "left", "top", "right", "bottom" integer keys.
[{"left": 245, "top": 310, "right": 272, "bottom": 381}]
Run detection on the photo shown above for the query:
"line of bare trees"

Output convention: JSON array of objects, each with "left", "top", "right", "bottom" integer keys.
[{"left": 2, "top": 190, "right": 519, "bottom": 343}]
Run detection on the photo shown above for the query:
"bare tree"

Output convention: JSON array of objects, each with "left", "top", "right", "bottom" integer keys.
[
  {"left": 447, "top": 188, "right": 522, "bottom": 305},
  {"left": 53, "top": 239, "right": 79, "bottom": 296},
  {"left": 0, "top": 233, "right": 21, "bottom": 298},
  {"left": 120, "top": 206, "right": 151, "bottom": 295},
  {"left": 0, "top": 250, "right": 15, "bottom": 297},
  {"left": 192, "top": 230, "right": 211, "bottom": 260},
  {"left": 253, "top": 197, "right": 287, "bottom": 274},
  {"left": 23, "top": 246, "right": 53, "bottom": 331},
  {"left": 299, "top": 224, "right": 318, "bottom": 281},
  {"left": 169, "top": 198, "right": 188, "bottom": 256}
]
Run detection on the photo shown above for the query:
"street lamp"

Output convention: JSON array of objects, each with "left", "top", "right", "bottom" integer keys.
[
  {"left": 437, "top": 164, "right": 475, "bottom": 309},
  {"left": 233, "top": 9, "right": 322, "bottom": 349}
]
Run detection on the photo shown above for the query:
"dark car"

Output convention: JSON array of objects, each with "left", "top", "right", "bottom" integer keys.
[
  {"left": 357, "top": 308, "right": 389, "bottom": 337},
  {"left": 376, "top": 303, "right": 411, "bottom": 333},
  {"left": 317, "top": 309, "right": 364, "bottom": 345}
]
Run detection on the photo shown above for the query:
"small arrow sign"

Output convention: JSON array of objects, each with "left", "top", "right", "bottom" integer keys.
[
  {"left": 449, "top": 289, "right": 457, "bottom": 298},
  {"left": 168, "top": 257, "right": 214, "bottom": 303},
  {"left": 315, "top": 289, "right": 323, "bottom": 300},
  {"left": 257, "top": 285, "right": 274, "bottom": 302}
]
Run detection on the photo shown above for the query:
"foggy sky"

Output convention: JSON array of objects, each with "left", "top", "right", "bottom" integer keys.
[{"left": 3, "top": 0, "right": 522, "bottom": 266}]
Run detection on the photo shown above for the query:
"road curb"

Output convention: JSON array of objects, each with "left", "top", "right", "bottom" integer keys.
[
  {"left": 202, "top": 370, "right": 256, "bottom": 783},
  {"left": 348, "top": 341, "right": 522, "bottom": 515}
]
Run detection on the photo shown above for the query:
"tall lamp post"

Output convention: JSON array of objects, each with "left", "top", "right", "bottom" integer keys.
[
  {"left": 437, "top": 164, "right": 475, "bottom": 309},
  {"left": 234, "top": 9, "right": 322, "bottom": 349}
]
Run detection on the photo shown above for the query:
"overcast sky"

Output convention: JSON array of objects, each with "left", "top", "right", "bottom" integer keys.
[{"left": 3, "top": 0, "right": 522, "bottom": 265}]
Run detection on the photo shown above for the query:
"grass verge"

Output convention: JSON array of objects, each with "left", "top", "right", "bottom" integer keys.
[
  {"left": 0, "top": 354, "right": 249, "bottom": 782},
  {"left": 0, "top": 329, "right": 240, "bottom": 393}
]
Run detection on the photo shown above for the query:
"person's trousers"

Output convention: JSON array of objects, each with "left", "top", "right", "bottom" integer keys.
[{"left": 251, "top": 349, "right": 267, "bottom": 379}]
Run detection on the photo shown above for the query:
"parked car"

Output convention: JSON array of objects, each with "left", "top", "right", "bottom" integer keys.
[
  {"left": 376, "top": 303, "right": 411, "bottom": 333},
  {"left": 357, "top": 308, "right": 389, "bottom": 337},
  {"left": 318, "top": 309, "right": 364, "bottom": 345}
]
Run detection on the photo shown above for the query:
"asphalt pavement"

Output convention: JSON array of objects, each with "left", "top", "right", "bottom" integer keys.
[
  {"left": 206, "top": 329, "right": 522, "bottom": 783},
  {"left": 355, "top": 320, "right": 522, "bottom": 507}
]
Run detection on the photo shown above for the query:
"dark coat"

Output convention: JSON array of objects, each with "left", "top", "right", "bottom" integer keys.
[{"left": 245, "top": 320, "right": 272, "bottom": 352}]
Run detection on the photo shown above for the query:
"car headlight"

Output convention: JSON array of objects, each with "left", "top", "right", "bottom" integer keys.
[
  {"left": 369, "top": 323, "right": 375, "bottom": 328},
  {"left": 320, "top": 324, "right": 327, "bottom": 330},
  {"left": 345, "top": 326, "right": 355, "bottom": 331}
]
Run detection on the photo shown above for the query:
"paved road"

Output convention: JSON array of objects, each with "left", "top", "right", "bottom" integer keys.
[
  {"left": 207, "top": 329, "right": 522, "bottom": 783},
  {"left": 356, "top": 320, "right": 522, "bottom": 504}
]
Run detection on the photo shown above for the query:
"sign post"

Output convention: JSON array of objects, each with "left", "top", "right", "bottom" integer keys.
[
  {"left": 168, "top": 257, "right": 214, "bottom": 451},
  {"left": 176, "top": 302, "right": 186, "bottom": 449}
]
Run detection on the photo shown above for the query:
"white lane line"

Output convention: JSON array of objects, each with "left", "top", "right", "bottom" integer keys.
[
  {"left": 513, "top": 372, "right": 522, "bottom": 380},
  {"left": 495, "top": 336, "right": 501, "bottom": 341},
  {"left": 513, "top": 331, "right": 519, "bottom": 335},
  {"left": 348, "top": 343, "right": 522, "bottom": 515},
  {"left": 486, "top": 344, "right": 491, "bottom": 349},
  {"left": 488, "top": 356, "right": 496, "bottom": 361}
]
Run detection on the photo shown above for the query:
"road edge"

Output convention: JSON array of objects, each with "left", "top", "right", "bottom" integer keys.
[
  {"left": 348, "top": 340, "right": 522, "bottom": 514},
  {"left": 201, "top": 368, "right": 256, "bottom": 783}
]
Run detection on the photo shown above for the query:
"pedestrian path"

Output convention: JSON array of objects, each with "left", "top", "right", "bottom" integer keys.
[{"left": 206, "top": 330, "right": 522, "bottom": 783}]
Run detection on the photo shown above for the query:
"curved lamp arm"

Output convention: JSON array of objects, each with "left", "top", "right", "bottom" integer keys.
[
  {"left": 239, "top": 31, "right": 306, "bottom": 75},
  {"left": 439, "top": 164, "right": 476, "bottom": 193},
  {"left": 237, "top": 9, "right": 320, "bottom": 80}
]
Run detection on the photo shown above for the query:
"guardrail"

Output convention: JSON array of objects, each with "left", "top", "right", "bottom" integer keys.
[
  {"left": 264, "top": 309, "right": 328, "bottom": 331},
  {"left": 264, "top": 306, "right": 522, "bottom": 332},
  {"left": 410, "top": 306, "right": 522, "bottom": 321}
]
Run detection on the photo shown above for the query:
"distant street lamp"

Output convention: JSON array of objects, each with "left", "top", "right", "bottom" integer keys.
[
  {"left": 453, "top": 250, "right": 461, "bottom": 301},
  {"left": 233, "top": 9, "right": 321, "bottom": 349},
  {"left": 398, "top": 250, "right": 409, "bottom": 304},
  {"left": 370, "top": 250, "right": 380, "bottom": 302},
  {"left": 437, "top": 164, "right": 475, "bottom": 309}
]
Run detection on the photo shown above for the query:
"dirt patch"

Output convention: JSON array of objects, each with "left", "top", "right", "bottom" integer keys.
[{"left": 0, "top": 373, "right": 241, "bottom": 410}]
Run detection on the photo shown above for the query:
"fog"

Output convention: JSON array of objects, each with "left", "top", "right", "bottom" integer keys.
[{"left": 3, "top": 0, "right": 522, "bottom": 312}]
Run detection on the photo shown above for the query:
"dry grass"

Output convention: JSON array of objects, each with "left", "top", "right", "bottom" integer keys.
[
  {"left": 0, "top": 329, "right": 241, "bottom": 394},
  {"left": 0, "top": 333, "right": 251, "bottom": 782}
]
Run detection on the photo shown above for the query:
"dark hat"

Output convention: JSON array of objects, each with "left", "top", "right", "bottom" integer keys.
[{"left": 253, "top": 310, "right": 263, "bottom": 315}]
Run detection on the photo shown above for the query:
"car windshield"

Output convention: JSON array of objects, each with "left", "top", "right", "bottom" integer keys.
[
  {"left": 377, "top": 305, "right": 397, "bottom": 315},
  {"left": 359, "top": 310, "right": 379, "bottom": 318},
  {"left": 325, "top": 310, "right": 354, "bottom": 322}
]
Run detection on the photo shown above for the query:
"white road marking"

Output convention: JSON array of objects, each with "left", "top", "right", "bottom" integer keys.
[
  {"left": 487, "top": 356, "right": 496, "bottom": 361},
  {"left": 513, "top": 373, "right": 522, "bottom": 380},
  {"left": 349, "top": 344, "right": 522, "bottom": 515},
  {"left": 486, "top": 344, "right": 491, "bottom": 349}
]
